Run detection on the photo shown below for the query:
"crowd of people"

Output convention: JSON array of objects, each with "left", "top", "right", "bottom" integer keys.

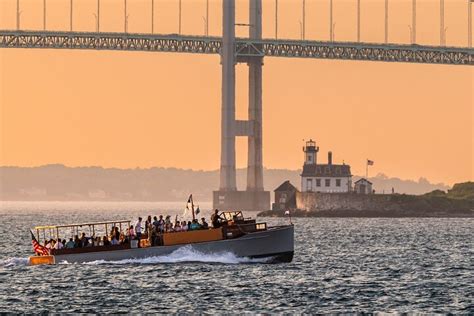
[{"left": 43, "top": 210, "right": 224, "bottom": 251}]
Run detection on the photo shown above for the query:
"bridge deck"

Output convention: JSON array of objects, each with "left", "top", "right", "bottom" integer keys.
[{"left": 1, "top": 30, "right": 473, "bottom": 66}]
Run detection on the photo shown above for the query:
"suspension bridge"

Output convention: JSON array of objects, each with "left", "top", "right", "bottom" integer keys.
[{"left": 1, "top": 0, "right": 473, "bottom": 210}]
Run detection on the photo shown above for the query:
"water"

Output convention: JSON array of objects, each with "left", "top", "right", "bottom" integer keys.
[{"left": 0, "top": 201, "right": 473, "bottom": 313}]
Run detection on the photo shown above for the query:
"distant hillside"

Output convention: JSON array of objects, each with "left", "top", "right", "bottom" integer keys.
[
  {"left": 0, "top": 165, "right": 450, "bottom": 201},
  {"left": 358, "top": 173, "right": 450, "bottom": 196},
  {"left": 424, "top": 182, "right": 474, "bottom": 201}
]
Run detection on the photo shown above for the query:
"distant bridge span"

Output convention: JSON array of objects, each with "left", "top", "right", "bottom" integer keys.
[{"left": 1, "top": 30, "right": 473, "bottom": 66}]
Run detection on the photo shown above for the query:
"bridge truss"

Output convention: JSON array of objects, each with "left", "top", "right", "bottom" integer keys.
[{"left": 1, "top": 30, "right": 473, "bottom": 66}]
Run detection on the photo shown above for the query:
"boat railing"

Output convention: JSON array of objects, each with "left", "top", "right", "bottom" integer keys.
[{"left": 32, "top": 220, "right": 131, "bottom": 243}]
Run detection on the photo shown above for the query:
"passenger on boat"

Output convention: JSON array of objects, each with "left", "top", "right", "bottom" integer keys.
[
  {"left": 102, "top": 235, "right": 111, "bottom": 246},
  {"left": 54, "top": 239, "right": 64, "bottom": 250},
  {"left": 190, "top": 219, "right": 201, "bottom": 230},
  {"left": 120, "top": 232, "right": 128, "bottom": 245},
  {"left": 165, "top": 215, "right": 172, "bottom": 227},
  {"left": 164, "top": 222, "right": 172, "bottom": 233},
  {"left": 158, "top": 215, "right": 165, "bottom": 233},
  {"left": 147, "top": 222, "right": 154, "bottom": 244},
  {"left": 201, "top": 218, "right": 209, "bottom": 229},
  {"left": 152, "top": 216, "right": 159, "bottom": 232},
  {"left": 80, "top": 232, "right": 89, "bottom": 247},
  {"left": 174, "top": 222, "right": 182, "bottom": 232},
  {"left": 110, "top": 236, "right": 119, "bottom": 245},
  {"left": 152, "top": 227, "right": 158, "bottom": 246},
  {"left": 181, "top": 221, "right": 188, "bottom": 232},
  {"left": 187, "top": 221, "right": 192, "bottom": 230},
  {"left": 135, "top": 217, "right": 143, "bottom": 240},
  {"left": 90, "top": 236, "right": 99, "bottom": 247},
  {"left": 65, "top": 238, "right": 75, "bottom": 249},
  {"left": 145, "top": 215, "right": 152, "bottom": 233},
  {"left": 128, "top": 225, "right": 136, "bottom": 240},
  {"left": 112, "top": 227, "right": 120, "bottom": 241},
  {"left": 211, "top": 209, "right": 223, "bottom": 228},
  {"left": 74, "top": 235, "right": 81, "bottom": 248}
]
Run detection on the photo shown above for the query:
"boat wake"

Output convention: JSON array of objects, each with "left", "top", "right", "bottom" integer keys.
[
  {"left": 0, "top": 257, "right": 29, "bottom": 267},
  {"left": 75, "top": 246, "right": 271, "bottom": 265},
  {"left": 1, "top": 247, "right": 272, "bottom": 267}
]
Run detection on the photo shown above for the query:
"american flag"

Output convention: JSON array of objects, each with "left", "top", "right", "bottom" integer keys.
[
  {"left": 31, "top": 231, "right": 49, "bottom": 256},
  {"left": 367, "top": 159, "right": 374, "bottom": 166}
]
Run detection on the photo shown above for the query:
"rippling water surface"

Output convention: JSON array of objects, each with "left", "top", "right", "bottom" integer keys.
[{"left": 0, "top": 201, "right": 473, "bottom": 313}]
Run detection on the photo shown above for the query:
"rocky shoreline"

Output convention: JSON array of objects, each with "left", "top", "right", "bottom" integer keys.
[{"left": 259, "top": 182, "right": 474, "bottom": 218}]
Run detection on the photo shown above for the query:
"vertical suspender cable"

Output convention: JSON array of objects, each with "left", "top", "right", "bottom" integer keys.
[
  {"left": 357, "top": 0, "right": 360, "bottom": 42},
  {"left": 152, "top": 0, "right": 154, "bottom": 33},
  {"left": 412, "top": 0, "right": 417, "bottom": 44},
  {"left": 275, "top": 0, "right": 278, "bottom": 39},
  {"left": 330, "top": 0, "right": 333, "bottom": 41},
  {"left": 179, "top": 0, "right": 182, "bottom": 35},
  {"left": 43, "top": 0, "right": 46, "bottom": 31},
  {"left": 385, "top": 0, "right": 388, "bottom": 43}
]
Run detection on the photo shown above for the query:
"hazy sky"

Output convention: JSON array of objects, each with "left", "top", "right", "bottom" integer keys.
[{"left": 1, "top": 0, "right": 473, "bottom": 185}]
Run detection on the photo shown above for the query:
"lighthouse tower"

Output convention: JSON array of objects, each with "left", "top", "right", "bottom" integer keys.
[{"left": 303, "top": 139, "right": 319, "bottom": 165}]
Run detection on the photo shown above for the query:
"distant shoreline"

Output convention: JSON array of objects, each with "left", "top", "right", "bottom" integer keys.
[
  {"left": 0, "top": 200, "right": 213, "bottom": 203},
  {"left": 257, "top": 209, "right": 474, "bottom": 218},
  {"left": 1, "top": 165, "right": 451, "bottom": 202}
]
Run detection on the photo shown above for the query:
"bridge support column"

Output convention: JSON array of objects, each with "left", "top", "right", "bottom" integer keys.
[
  {"left": 244, "top": 0, "right": 269, "bottom": 211},
  {"left": 213, "top": 0, "right": 270, "bottom": 211},
  {"left": 247, "top": 0, "right": 264, "bottom": 192},
  {"left": 218, "top": 0, "right": 236, "bottom": 192}
]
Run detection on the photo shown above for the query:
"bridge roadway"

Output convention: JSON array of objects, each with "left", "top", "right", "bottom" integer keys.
[{"left": 1, "top": 30, "right": 473, "bottom": 66}]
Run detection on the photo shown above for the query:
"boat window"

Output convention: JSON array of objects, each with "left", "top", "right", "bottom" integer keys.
[
  {"left": 221, "top": 211, "right": 244, "bottom": 221},
  {"left": 256, "top": 223, "right": 267, "bottom": 230}
]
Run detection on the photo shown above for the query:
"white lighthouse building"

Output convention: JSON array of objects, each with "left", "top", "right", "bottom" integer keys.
[{"left": 301, "top": 139, "right": 352, "bottom": 193}]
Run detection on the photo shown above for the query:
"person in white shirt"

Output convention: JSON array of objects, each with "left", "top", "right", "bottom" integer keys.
[
  {"left": 135, "top": 217, "right": 143, "bottom": 240},
  {"left": 181, "top": 221, "right": 188, "bottom": 232},
  {"left": 54, "top": 239, "right": 64, "bottom": 250},
  {"left": 111, "top": 236, "right": 119, "bottom": 245}
]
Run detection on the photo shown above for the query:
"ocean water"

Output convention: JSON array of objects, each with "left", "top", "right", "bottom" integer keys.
[{"left": 0, "top": 201, "right": 473, "bottom": 313}]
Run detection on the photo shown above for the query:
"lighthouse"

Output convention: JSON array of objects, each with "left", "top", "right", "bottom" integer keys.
[
  {"left": 300, "top": 139, "right": 352, "bottom": 193},
  {"left": 303, "top": 139, "right": 319, "bottom": 165}
]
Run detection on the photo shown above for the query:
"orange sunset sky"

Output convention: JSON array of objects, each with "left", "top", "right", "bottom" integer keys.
[{"left": 0, "top": 0, "right": 473, "bottom": 186}]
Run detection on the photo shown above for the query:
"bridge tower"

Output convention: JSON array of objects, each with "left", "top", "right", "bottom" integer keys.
[{"left": 213, "top": 0, "right": 270, "bottom": 211}]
